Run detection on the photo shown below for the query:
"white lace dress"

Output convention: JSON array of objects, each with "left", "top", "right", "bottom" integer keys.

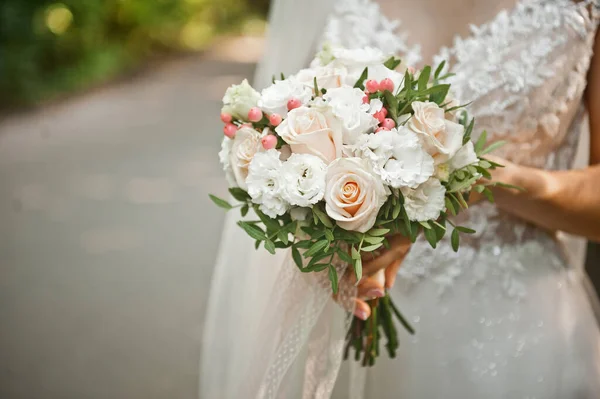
[{"left": 319, "top": 0, "right": 600, "bottom": 398}]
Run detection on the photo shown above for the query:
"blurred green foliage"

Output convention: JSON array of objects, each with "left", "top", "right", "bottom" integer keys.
[{"left": 0, "top": 0, "right": 269, "bottom": 109}]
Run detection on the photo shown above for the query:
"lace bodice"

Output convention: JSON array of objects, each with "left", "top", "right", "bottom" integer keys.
[{"left": 322, "top": 0, "right": 600, "bottom": 294}]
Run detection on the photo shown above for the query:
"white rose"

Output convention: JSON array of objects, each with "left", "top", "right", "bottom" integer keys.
[
  {"left": 449, "top": 141, "right": 479, "bottom": 172},
  {"left": 222, "top": 79, "right": 261, "bottom": 120},
  {"left": 324, "top": 87, "right": 379, "bottom": 144},
  {"left": 409, "top": 101, "right": 464, "bottom": 165},
  {"left": 280, "top": 154, "right": 327, "bottom": 207},
  {"left": 324, "top": 158, "right": 388, "bottom": 233},
  {"left": 331, "top": 46, "right": 388, "bottom": 71},
  {"left": 276, "top": 106, "right": 343, "bottom": 164},
  {"left": 401, "top": 178, "right": 446, "bottom": 222},
  {"left": 259, "top": 77, "right": 312, "bottom": 117},
  {"left": 246, "top": 150, "right": 289, "bottom": 218},
  {"left": 354, "top": 127, "right": 435, "bottom": 189},
  {"left": 295, "top": 61, "right": 348, "bottom": 91},
  {"left": 228, "top": 127, "right": 263, "bottom": 189}
]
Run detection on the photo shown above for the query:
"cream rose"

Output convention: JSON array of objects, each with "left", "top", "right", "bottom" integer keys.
[
  {"left": 324, "top": 158, "right": 388, "bottom": 233},
  {"left": 409, "top": 101, "right": 464, "bottom": 164},
  {"left": 228, "top": 127, "right": 262, "bottom": 189},
  {"left": 276, "top": 106, "right": 343, "bottom": 164},
  {"left": 295, "top": 60, "right": 348, "bottom": 91}
]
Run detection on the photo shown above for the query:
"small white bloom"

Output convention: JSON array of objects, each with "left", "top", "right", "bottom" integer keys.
[
  {"left": 222, "top": 79, "right": 261, "bottom": 120},
  {"left": 354, "top": 127, "right": 434, "bottom": 189},
  {"left": 324, "top": 87, "right": 379, "bottom": 144},
  {"left": 449, "top": 141, "right": 479, "bottom": 172},
  {"left": 218, "top": 137, "right": 236, "bottom": 187},
  {"left": 280, "top": 154, "right": 327, "bottom": 207},
  {"left": 246, "top": 150, "right": 289, "bottom": 218},
  {"left": 259, "top": 77, "right": 312, "bottom": 117},
  {"left": 401, "top": 178, "right": 447, "bottom": 222},
  {"left": 409, "top": 101, "right": 464, "bottom": 165},
  {"left": 324, "top": 157, "right": 388, "bottom": 233}
]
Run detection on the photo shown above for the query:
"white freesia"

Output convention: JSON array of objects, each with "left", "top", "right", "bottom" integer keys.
[
  {"left": 401, "top": 178, "right": 446, "bottom": 222},
  {"left": 227, "top": 127, "right": 263, "bottom": 189},
  {"left": 324, "top": 157, "right": 388, "bottom": 233},
  {"left": 259, "top": 77, "right": 312, "bottom": 117},
  {"left": 449, "top": 141, "right": 479, "bottom": 172},
  {"left": 246, "top": 150, "right": 289, "bottom": 218},
  {"left": 221, "top": 79, "right": 261, "bottom": 120},
  {"left": 409, "top": 101, "right": 464, "bottom": 164},
  {"left": 355, "top": 127, "right": 434, "bottom": 189},
  {"left": 279, "top": 154, "right": 327, "bottom": 207},
  {"left": 276, "top": 106, "right": 343, "bottom": 164},
  {"left": 324, "top": 87, "right": 379, "bottom": 144},
  {"left": 295, "top": 61, "right": 348, "bottom": 91}
]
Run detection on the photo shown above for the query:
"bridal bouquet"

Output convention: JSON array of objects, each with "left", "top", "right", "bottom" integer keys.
[{"left": 211, "top": 46, "right": 505, "bottom": 366}]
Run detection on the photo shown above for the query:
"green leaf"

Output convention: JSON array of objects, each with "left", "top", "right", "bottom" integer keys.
[
  {"left": 427, "top": 84, "right": 450, "bottom": 105},
  {"left": 229, "top": 187, "right": 251, "bottom": 202},
  {"left": 254, "top": 207, "right": 281, "bottom": 232},
  {"left": 409, "top": 221, "right": 420, "bottom": 243},
  {"left": 240, "top": 204, "right": 249, "bottom": 217},
  {"left": 295, "top": 240, "right": 312, "bottom": 249},
  {"left": 303, "top": 239, "right": 330, "bottom": 258},
  {"left": 480, "top": 140, "right": 506, "bottom": 156},
  {"left": 238, "top": 221, "right": 267, "bottom": 241},
  {"left": 368, "top": 228, "right": 390, "bottom": 236},
  {"left": 264, "top": 239, "right": 276, "bottom": 254},
  {"left": 479, "top": 160, "right": 492, "bottom": 169},
  {"left": 277, "top": 230, "right": 289, "bottom": 245},
  {"left": 494, "top": 182, "right": 526, "bottom": 192},
  {"left": 383, "top": 90, "right": 399, "bottom": 120},
  {"left": 354, "top": 67, "right": 369, "bottom": 89},
  {"left": 418, "top": 221, "right": 431, "bottom": 229},
  {"left": 424, "top": 226, "right": 438, "bottom": 248},
  {"left": 363, "top": 235, "right": 385, "bottom": 245},
  {"left": 474, "top": 184, "right": 486, "bottom": 193},
  {"left": 361, "top": 243, "right": 383, "bottom": 252},
  {"left": 474, "top": 130, "right": 488, "bottom": 155},
  {"left": 337, "top": 249, "right": 353, "bottom": 264},
  {"left": 462, "top": 117, "right": 475, "bottom": 145},
  {"left": 311, "top": 263, "right": 329, "bottom": 272},
  {"left": 280, "top": 73, "right": 285, "bottom": 80},
  {"left": 445, "top": 197, "right": 456, "bottom": 216},
  {"left": 482, "top": 187, "right": 495, "bottom": 203},
  {"left": 392, "top": 201, "right": 402, "bottom": 219},
  {"left": 354, "top": 257, "right": 363, "bottom": 282},
  {"left": 384, "top": 56, "right": 402, "bottom": 70},
  {"left": 325, "top": 229, "right": 334, "bottom": 242},
  {"left": 433, "top": 220, "right": 446, "bottom": 241},
  {"left": 351, "top": 246, "right": 361, "bottom": 260},
  {"left": 312, "top": 206, "right": 334, "bottom": 228},
  {"left": 313, "top": 77, "right": 320, "bottom": 97},
  {"left": 451, "top": 229, "right": 460, "bottom": 252},
  {"left": 209, "top": 194, "right": 232, "bottom": 210},
  {"left": 254, "top": 240, "right": 260, "bottom": 250},
  {"left": 434, "top": 60, "right": 446, "bottom": 79},
  {"left": 418, "top": 66, "right": 431, "bottom": 91},
  {"left": 455, "top": 226, "right": 476, "bottom": 234},
  {"left": 292, "top": 246, "right": 303, "bottom": 269},
  {"left": 329, "top": 265, "right": 339, "bottom": 294}
]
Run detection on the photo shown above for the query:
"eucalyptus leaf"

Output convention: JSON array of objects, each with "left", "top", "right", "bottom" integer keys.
[
  {"left": 480, "top": 140, "right": 506, "bottom": 156},
  {"left": 354, "top": 67, "right": 369, "bottom": 89},
  {"left": 451, "top": 229, "right": 460, "bottom": 252},
  {"left": 455, "top": 226, "right": 476, "bottom": 234},
  {"left": 361, "top": 243, "right": 383, "bottom": 252},
  {"left": 337, "top": 249, "right": 353, "bottom": 264},
  {"left": 303, "top": 239, "right": 330, "bottom": 258},
  {"left": 313, "top": 206, "right": 334, "bottom": 228},
  {"left": 424, "top": 227, "right": 438, "bottom": 248},
  {"left": 264, "top": 239, "right": 276, "bottom": 254},
  {"left": 354, "top": 257, "right": 363, "bottom": 282},
  {"left": 228, "top": 187, "right": 251, "bottom": 202},
  {"left": 325, "top": 229, "right": 335, "bottom": 242},
  {"left": 474, "top": 130, "right": 488, "bottom": 155},
  {"left": 292, "top": 246, "right": 303, "bottom": 269},
  {"left": 363, "top": 235, "right": 385, "bottom": 245},
  {"left": 329, "top": 265, "right": 339, "bottom": 294},
  {"left": 238, "top": 221, "right": 267, "bottom": 241},
  {"left": 445, "top": 197, "right": 456, "bottom": 216},
  {"left": 434, "top": 60, "right": 446, "bottom": 79},
  {"left": 369, "top": 228, "right": 390, "bottom": 236},
  {"left": 418, "top": 65, "right": 431, "bottom": 91},
  {"left": 351, "top": 246, "right": 361, "bottom": 260}
]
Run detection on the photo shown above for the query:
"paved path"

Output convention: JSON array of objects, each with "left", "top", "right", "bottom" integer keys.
[{"left": 0, "top": 36, "right": 262, "bottom": 399}]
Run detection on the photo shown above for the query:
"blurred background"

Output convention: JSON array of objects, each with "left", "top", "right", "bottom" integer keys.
[{"left": 0, "top": 1, "right": 598, "bottom": 399}]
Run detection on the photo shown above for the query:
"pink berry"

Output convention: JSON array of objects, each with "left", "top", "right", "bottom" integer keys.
[
  {"left": 373, "top": 109, "right": 388, "bottom": 123},
  {"left": 362, "top": 95, "right": 370, "bottom": 104},
  {"left": 247, "top": 107, "right": 263, "bottom": 122},
  {"left": 223, "top": 123, "right": 237, "bottom": 138},
  {"left": 365, "top": 79, "right": 380, "bottom": 93},
  {"left": 220, "top": 112, "right": 232, "bottom": 123},
  {"left": 379, "top": 78, "right": 394, "bottom": 92},
  {"left": 375, "top": 127, "right": 388, "bottom": 133},
  {"left": 269, "top": 113, "right": 283, "bottom": 126},
  {"left": 287, "top": 98, "right": 302, "bottom": 111},
  {"left": 261, "top": 135, "right": 278, "bottom": 150},
  {"left": 381, "top": 118, "right": 396, "bottom": 130}
]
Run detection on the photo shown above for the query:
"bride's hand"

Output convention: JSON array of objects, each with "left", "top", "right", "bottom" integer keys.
[{"left": 351, "top": 234, "right": 411, "bottom": 320}]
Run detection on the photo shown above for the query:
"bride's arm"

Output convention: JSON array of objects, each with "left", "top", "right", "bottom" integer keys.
[{"left": 489, "top": 30, "right": 600, "bottom": 242}]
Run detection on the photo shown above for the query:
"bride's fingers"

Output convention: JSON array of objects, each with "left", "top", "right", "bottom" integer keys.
[
  {"left": 354, "top": 298, "right": 371, "bottom": 320},
  {"left": 384, "top": 259, "right": 403, "bottom": 289},
  {"left": 356, "top": 274, "right": 385, "bottom": 298}
]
